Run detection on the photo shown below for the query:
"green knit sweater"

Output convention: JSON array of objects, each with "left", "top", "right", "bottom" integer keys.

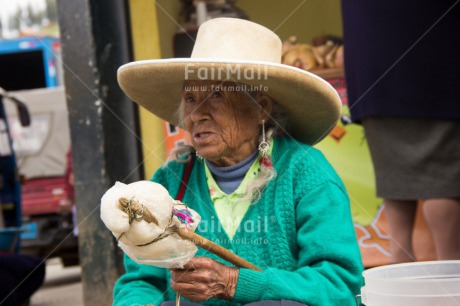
[{"left": 113, "top": 136, "right": 364, "bottom": 306}]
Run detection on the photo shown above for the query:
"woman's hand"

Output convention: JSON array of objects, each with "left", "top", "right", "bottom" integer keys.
[{"left": 170, "top": 257, "right": 239, "bottom": 302}]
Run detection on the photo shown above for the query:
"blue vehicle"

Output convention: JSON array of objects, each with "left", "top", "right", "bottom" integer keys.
[
  {"left": 0, "top": 89, "right": 30, "bottom": 253},
  {"left": 0, "top": 36, "right": 63, "bottom": 91},
  {"left": 0, "top": 36, "right": 61, "bottom": 253},
  {"left": 0, "top": 36, "right": 77, "bottom": 265}
]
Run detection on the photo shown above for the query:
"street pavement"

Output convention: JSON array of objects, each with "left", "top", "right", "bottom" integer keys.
[{"left": 30, "top": 258, "right": 83, "bottom": 306}]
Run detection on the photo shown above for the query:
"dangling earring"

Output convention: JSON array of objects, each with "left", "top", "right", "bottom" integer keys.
[
  {"left": 258, "top": 120, "right": 270, "bottom": 157},
  {"left": 259, "top": 120, "right": 272, "bottom": 168}
]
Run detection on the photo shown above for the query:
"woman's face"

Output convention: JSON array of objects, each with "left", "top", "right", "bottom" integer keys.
[{"left": 181, "top": 81, "right": 269, "bottom": 166}]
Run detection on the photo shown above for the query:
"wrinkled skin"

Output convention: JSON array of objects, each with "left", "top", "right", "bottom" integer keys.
[
  {"left": 181, "top": 80, "right": 272, "bottom": 166},
  {"left": 170, "top": 257, "right": 239, "bottom": 302}
]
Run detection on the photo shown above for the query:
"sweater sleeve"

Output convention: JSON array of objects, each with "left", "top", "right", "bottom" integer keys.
[
  {"left": 232, "top": 182, "right": 364, "bottom": 306},
  {"left": 113, "top": 255, "right": 168, "bottom": 306}
]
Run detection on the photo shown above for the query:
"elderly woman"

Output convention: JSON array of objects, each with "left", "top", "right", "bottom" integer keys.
[{"left": 114, "top": 18, "right": 363, "bottom": 306}]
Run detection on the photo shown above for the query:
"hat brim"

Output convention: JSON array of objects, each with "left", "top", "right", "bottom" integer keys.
[{"left": 118, "top": 58, "right": 341, "bottom": 145}]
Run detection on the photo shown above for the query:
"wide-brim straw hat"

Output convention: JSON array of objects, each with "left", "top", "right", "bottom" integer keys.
[{"left": 118, "top": 18, "right": 341, "bottom": 145}]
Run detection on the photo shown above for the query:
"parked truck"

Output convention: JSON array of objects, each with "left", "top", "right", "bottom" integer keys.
[{"left": 0, "top": 36, "right": 78, "bottom": 265}]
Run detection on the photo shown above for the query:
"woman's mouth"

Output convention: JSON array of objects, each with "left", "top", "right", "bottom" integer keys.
[{"left": 194, "top": 132, "right": 212, "bottom": 143}]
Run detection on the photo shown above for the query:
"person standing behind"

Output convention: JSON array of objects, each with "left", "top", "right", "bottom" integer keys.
[{"left": 341, "top": 0, "right": 460, "bottom": 263}]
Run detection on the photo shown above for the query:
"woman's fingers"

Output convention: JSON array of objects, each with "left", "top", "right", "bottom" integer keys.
[
  {"left": 171, "top": 266, "right": 216, "bottom": 284},
  {"left": 169, "top": 257, "right": 237, "bottom": 301}
]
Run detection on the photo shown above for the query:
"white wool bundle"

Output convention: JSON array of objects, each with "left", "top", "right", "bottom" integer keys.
[{"left": 100, "top": 180, "right": 201, "bottom": 268}]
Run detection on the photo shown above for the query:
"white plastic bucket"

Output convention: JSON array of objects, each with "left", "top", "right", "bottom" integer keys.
[{"left": 360, "top": 260, "right": 460, "bottom": 306}]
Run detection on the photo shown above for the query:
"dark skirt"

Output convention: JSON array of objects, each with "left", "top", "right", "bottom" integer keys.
[
  {"left": 0, "top": 254, "right": 45, "bottom": 306},
  {"left": 363, "top": 117, "right": 460, "bottom": 200}
]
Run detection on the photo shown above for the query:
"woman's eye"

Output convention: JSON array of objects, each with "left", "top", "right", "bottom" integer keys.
[
  {"left": 184, "top": 95, "right": 195, "bottom": 103},
  {"left": 211, "top": 90, "right": 223, "bottom": 99}
]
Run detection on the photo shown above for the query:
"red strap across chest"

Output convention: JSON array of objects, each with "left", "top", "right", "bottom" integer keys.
[{"left": 175, "top": 154, "right": 195, "bottom": 201}]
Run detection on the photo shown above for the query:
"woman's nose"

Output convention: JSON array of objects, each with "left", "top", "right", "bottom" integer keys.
[{"left": 190, "top": 98, "right": 210, "bottom": 122}]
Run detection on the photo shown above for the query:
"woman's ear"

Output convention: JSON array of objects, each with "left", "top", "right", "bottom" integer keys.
[{"left": 258, "top": 94, "right": 273, "bottom": 121}]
